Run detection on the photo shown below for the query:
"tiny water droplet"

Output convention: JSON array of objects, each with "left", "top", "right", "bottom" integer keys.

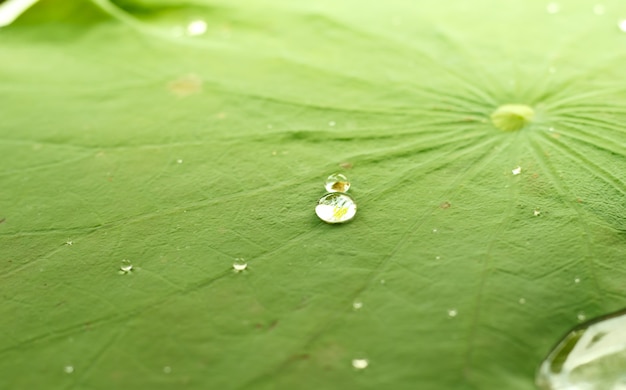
[
  {"left": 519, "top": 298, "right": 526, "bottom": 304},
  {"left": 380, "top": 279, "right": 385, "bottom": 284},
  {"left": 65, "top": 240, "right": 73, "bottom": 246},
  {"left": 353, "top": 300, "right": 363, "bottom": 310},
  {"left": 432, "top": 228, "right": 438, "bottom": 233},
  {"left": 436, "top": 256, "right": 441, "bottom": 260},
  {"left": 577, "top": 312, "right": 586, "bottom": 322},
  {"left": 328, "top": 121, "right": 336, "bottom": 127},
  {"left": 548, "top": 127, "right": 555, "bottom": 132},
  {"left": 448, "top": 309, "right": 458, "bottom": 318},
  {"left": 574, "top": 277, "right": 581, "bottom": 284},
  {"left": 537, "top": 310, "right": 626, "bottom": 390},
  {"left": 593, "top": 4, "right": 605, "bottom": 15},
  {"left": 176, "top": 159, "right": 183, "bottom": 164},
  {"left": 233, "top": 258, "right": 247, "bottom": 272},
  {"left": 619, "top": 19, "right": 626, "bottom": 32},
  {"left": 315, "top": 193, "right": 357, "bottom": 224},
  {"left": 163, "top": 366, "right": 172, "bottom": 374},
  {"left": 546, "top": 2, "right": 560, "bottom": 14},
  {"left": 352, "top": 358, "right": 369, "bottom": 370},
  {"left": 512, "top": 166, "right": 522, "bottom": 175},
  {"left": 324, "top": 173, "right": 350, "bottom": 193},
  {"left": 534, "top": 209, "right": 541, "bottom": 216},
  {"left": 120, "top": 259, "right": 133, "bottom": 273},
  {"left": 186, "top": 20, "right": 207, "bottom": 36},
  {"left": 64, "top": 365, "right": 74, "bottom": 374}
]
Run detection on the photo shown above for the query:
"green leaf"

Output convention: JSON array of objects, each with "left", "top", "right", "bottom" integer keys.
[{"left": 1, "top": 0, "right": 625, "bottom": 389}]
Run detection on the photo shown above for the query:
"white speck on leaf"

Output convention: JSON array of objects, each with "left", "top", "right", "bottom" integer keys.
[{"left": 512, "top": 166, "right": 522, "bottom": 175}]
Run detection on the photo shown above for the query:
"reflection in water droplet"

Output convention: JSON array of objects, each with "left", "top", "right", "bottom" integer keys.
[
  {"left": 546, "top": 2, "right": 560, "bottom": 14},
  {"left": 619, "top": 19, "right": 626, "bottom": 32},
  {"left": 120, "top": 259, "right": 133, "bottom": 273},
  {"left": 324, "top": 173, "right": 350, "bottom": 193},
  {"left": 593, "top": 4, "right": 605, "bottom": 15},
  {"left": 536, "top": 310, "right": 626, "bottom": 390},
  {"left": 352, "top": 358, "right": 369, "bottom": 370},
  {"left": 448, "top": 309, "right": 458, "bottom": 318},
  {"left": 233, "top": 258, "right": 247, "bottom": 272},
  {"left": 64, "top": 365, "right": 74, "bottom": 374},
  {"left": 315, "top": 193, "right": 357, "bottom": 224},
  {"left": 186, "top": 20, "right": 207, "bottom": 36},
  {"left": 353, "top": 300, "right": 363, "bottom": 310}
]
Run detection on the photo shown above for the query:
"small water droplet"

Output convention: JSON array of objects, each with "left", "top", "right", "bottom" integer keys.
[
  {"left": 64, "top": 365, "right": 74, "bottom": 374},
  {"left": 436, "top": 256, "right": 441, "bottom": 260},
  {"left": 324, "top": 173, "right": 350, "bottom": 193},
  {"left": 577, "top": 312, "right": 586, "bottom": 322},
  {"left": 432, "top": 228, "right": 438, "bottom": 233},
  {"left": 315, "top": 193, "right": 357, "bottom": 224},
  {"left": 519, "top": 298, "right": 526, "bottom": 304},
  {"left": 512, "top": 166, "right": 522, "bottom": 175},
  {"left": 353, "top": 300, "right": 363, "bottom": 310},
  {"left": 548, "top": 127, "right": 555, "bottom": 132},
  {"left": 233, "top": 258, "right": 247, "bottom": 272},
  {"left": 619, "top": 19, "right": 626, "bottom": 32},
  {"left": 537, "top": 310, "right": 626, "bottom": 389},
  {"left": 534, "top": 209, "right": 541, "bottom": 216},
  {"left": 176, "top": 159, "right": 183, "bottom": 164},
  {"left": 448, "top": 309, "right": 458, "bottom": 318},
  {"left": 593, "top": 4, "right": 605, "bottom": 15},
  {"left": 120, "top": 259, "right": 133, "bottom": 273},
  {"left": 574, "top": 277, "right": 581, "bottom": 284},
  {"left": 65, "top": 240, "right": 73, "bottom": 246},
  {"left": 546, "top": 2, "right": 560, "bottom": 14},
  {"left": 163, "top": 366, "right": 172, "bottom": 374},
  {"left": 186, "top": 20, "right": 207, "bottom": 36},
  {"left": 380, "top": 279, "right": 385, "bottom": 284},
  {"left": 352, "top": 358, "right": 369, "bottom": 370},
  {"left": 328, "top": 121, "right": 336, "bottom": 127}
]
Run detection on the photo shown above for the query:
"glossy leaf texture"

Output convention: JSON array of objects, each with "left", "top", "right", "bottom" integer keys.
[{"left": 1, "top": 0, "right": 625, "bottom": 389}]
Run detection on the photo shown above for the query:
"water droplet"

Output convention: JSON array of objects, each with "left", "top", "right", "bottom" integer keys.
[
  {"left": 328, "top": 121, "right": 336, "bottom": 127},
  {"left": 315, "top": 193, "right": 357, "bottom": 224},
  {"left": 546, "top": 2, "right": 560, "bottom": 14},
  {"left": 380, "top": 279, "right": 386, "bottom": 284},
  {"left": 491, "top": 104, "right": 535, "bottom": 131},
  {"left": 352, "top": 358, "right": 369, "bottom": 370},
  {"left": 176, "top": 159, "right": 183, "bottom": 164},
  {"left": 534, "top": 209, "right": 541, "bottom": 216},
  {"left": 64, "top": 365, "right": 74, "bottom": 374},
  {"left": 436, "top": 256, "right": 441, "bottom": 260},
  {"left": 120, "top": 259, "right": 133, "bottom": 273},
  {"left": 432, "top": 228, "right": 438, "bottom": 233},
  {"left": 353, "top": 300, "right": 363, "bottom": 310},
  {"left": 519, "top": 298, "right": 527, "bottom": 304},
  {"left": 574, "top": 278, "right": 581, "bottom": 284},
  {"left": 448, "top": 309, "right": 458, "bottom": 318},
  {"left": 548, "top": 127, "right": 555, "bottom": 132},
  {"left": 577, "top": 312, "right": 586, "bottom": 322},
  {"left": 619, "top": 19, "right": 626, "bottom": 32},
  {"left": 65, "top": 240, "right": 73, "bottom": 246},
  {"left": 512, "top": 166, "right": 522, "bottom": 175},
  {"left": 536, "top": 310, "right": 626, "bottom": 390},
  {"left": 593, "top": 4, "right": 605, "bottom": 15},
  {"left": 186, "top": 20, "right": 207, "bottom": 36},
  {"left": 163, "top": 366, "right": 172, "bottom": 374},
  {"left": 233, "top": 258, "right": 247, "bottom": 272},
  {"left": 324, "top": 173, "right": 350, "bottom": 193}
]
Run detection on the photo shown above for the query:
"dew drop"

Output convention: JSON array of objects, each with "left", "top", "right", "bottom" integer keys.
[
  {"left": 328, "top": 121, "right": 336, "bottom": 127},
  {"left": 324, "top": 173, "right": 350, "bottom": 193},
  {"left": 448, "top": 309, "right": 458, "bottom": 318},
  {"left": 64, "top": 365, "right": 74, "bottom": 374},
  {"left": 120, "top": 259, "right": 133, "bottom": 273},
  {"left": 432, "top": 228, "right": 438, "bottom": 233},
  {"left": 519, "top": 298, "right": 526, "bottom": 304},
  {"left": 186, "top": 20, "right": 207, "bottom": 36},
  {"left": 537, "top": 310, "right": 626, "bottom": 390},
  {"left": 619, "top": 19, "right": 626, "bottom": 32},
  {"left": 574, "top": 277, "right": 581, "bottom": 284},
  {"left": 534, "top": 209, "right": 541, "bottom": 216},
  {"left": 352, "top": 358, "right": 369, "bottom": 370},
  {"left": 353, "top": 300, "right": 363, "bottom": 310},
  {"left": 512, "top": 166, "right": 522, "bottom": 175},
  {"left": 233, "top": 258, "right": 247, "bottom": 272},
  {"left": 176, "top": 159, "right": 183, "bottom": 164},
  {"left": 577, "top": 312, "right": 586, "bottom": 322},
  {"left": 436, "top": 256, "right": 441, "bottom": 260},
  {"left": 546, "top": 2, "right": 560, "bottom": 14},
  {"left": 315, "top": 193, "right": 357, "bottom": 224},
  {"left": 593, "top": 4, "right": 605, "bottom": 15},
  {"left": 163, "top": 366, "right": 172, "bottom": 374}
]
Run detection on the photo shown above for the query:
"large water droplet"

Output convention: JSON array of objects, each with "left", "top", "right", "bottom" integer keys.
[
  {"left": 324, "top": 173, "right": 350, "bottom": 193},
  {"left": 491, "top": 104, "right": 535, "bottom": 131},
  {"left": 120, "top": 259, "right": 133, "bottom": 273},
  {"left": 233, "top": 258, "right": 247, "bottom": 272},
  {"left": 315, "top": 193, "right": 357, "bottom": 224},
  {"left": 536, "top": 310, "right": 626, "bottom": 390}
]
